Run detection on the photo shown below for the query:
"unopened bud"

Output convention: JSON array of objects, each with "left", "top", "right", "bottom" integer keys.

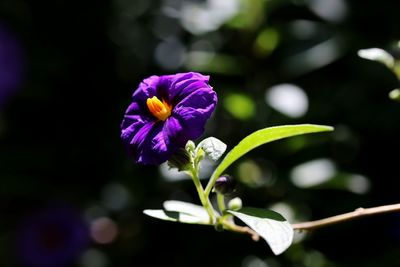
[
  {"left": 185, "top": 140, "right": 196, "bottom": 153},
  {"left": 168, "top": 148, "right": 191, "bottom": 171},
  {"left": 213, "top": 175, "right": 236, "bottom": 195},
  {"left": 228, "top": 197, "right": 242, "bottom": 210}
]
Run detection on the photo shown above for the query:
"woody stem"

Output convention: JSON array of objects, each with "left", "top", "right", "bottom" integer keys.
[{"left": 292, "top": 203, "right": 400, "bottom": 231}]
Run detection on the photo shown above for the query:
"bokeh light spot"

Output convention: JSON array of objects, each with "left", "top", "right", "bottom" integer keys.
[
  {"left": 242, "top": 255, "right": 268, "bottom": 267},
  {"left": 160, "top": 162, "right": 191, "bottom": 181},
  {"left": 180, "top": 0, "right": 240, "bottom": 35},
  {"left": 155, "top": 38, "right": 186, "bottom": 70},
  {"left": 308, "top": 0, "right": 348, "bottom": 23},
  {"left": 101, "top": 183, "right": 131, "bottom": 212},
  {"left": 90, "top": 217, "right": 118, "bottom": 245},
  {"left": 346, "top": 174, "right": 370, "bottom": 194},
  {"left": 265, "top": 84, "right": 308, "bottom": 118},
  {"left": 223, "top": 93, "right": 255, "bottom": 120},
  {"left": 238, "top": 160, "right": 268, "bottom": 188},
  {"left": 291, "top": 158, "right": 336, "bottom": 188},
  {"left": 253, "top": 27, "right": 280, "bottom": 56},
  {"left": 80, "top": 249, "right": 108, "bottom": 267}
]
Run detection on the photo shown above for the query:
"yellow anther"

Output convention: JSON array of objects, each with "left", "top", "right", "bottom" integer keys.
[{"left": 146, "top": 96, "right": 172, "bottom": 121}]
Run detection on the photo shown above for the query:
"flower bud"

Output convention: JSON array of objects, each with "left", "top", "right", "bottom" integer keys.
[
  {"left": 213, "top": 175, "right": 236, "bottom": 195},
  {"left": 167, "top": 148, "right": 191, "bottom": 171},
  {"left": 228, "top": 197, "right": 242, "bottom": 211},
  {"left": 185, "top": 140, "right": 196, "bottom": 153}
]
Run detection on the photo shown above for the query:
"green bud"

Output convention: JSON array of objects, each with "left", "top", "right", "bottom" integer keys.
[
  {"left": 185, "top": 140, "right": 196, "bottom": 152},
  {"left": 167, "top": 148, "right": 191, "bottom": 171},
  {"left": 228, "top": 197, "right": 242, "bottom": 211},
  {"left": 194, "top": 147, "right": 205, "bottom": 165}
]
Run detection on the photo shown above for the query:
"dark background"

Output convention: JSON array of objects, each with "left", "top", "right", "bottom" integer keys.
[{"left": 1, "top": 0, "right": 400, "bottom": 266}]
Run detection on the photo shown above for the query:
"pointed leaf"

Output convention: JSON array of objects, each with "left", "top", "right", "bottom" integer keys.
[
  {"left": 206, "top": 124, "right": 333, "bottom": 194},
  {"left": 163, "top": 200, "right": 210, "bottom": 220},
  {"left": 228, "top": 207, "right": 294, "bottom": 255},
  {"left": 197, "top": 137, "right": 227, "bottom": 161},
  {"left": 143, "top": 209, "right": 211, "bottom": 225}
]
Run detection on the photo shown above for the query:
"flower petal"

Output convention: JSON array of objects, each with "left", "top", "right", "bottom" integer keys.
[
  {"left": 167, "top": 72, "right": 211, "bottom": 104},
  {"left": 124, "top": 120, "right": 175, "bottom": 165},
  {"left": 132, "top": 75, "right": 160, "bottom": 104},
  {"left": 172, "top": 107, "right": 211, "bottom": 141},
  {"left": 120, "top": 102, "right": 152, "bottom": 142},
  {"left": 164, "top": 116, "right": 185, "bottom": 146},
  {"left": 172, "top": 86, "right": 218, "bottom": 141},
  {"left": 124, "top": 121, "right": 156, "bottom": 163},
  {"left": 175, "top": 85, "right": 217, "bottom": 112},
  {"left": 134, "top": 122, "right": 175, "bottom": 165}
]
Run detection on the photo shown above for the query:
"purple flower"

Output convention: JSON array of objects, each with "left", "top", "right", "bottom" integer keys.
[{"left": 121, "top": 72, "right": 217, "bottom": 165}]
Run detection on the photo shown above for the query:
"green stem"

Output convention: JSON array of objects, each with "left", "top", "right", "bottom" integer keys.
[
  {"left": 217, "top": 193, "right": 226, "bottom": 213},
  {"left": 189, "top": 166, "right": 216, "bottom": 223},
  {"left": 204, "top": 173, "right": 218, "bottom": 198}
]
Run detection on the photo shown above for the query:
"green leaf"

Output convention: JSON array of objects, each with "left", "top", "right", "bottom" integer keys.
[
  {"left": 143, "top": 200, "right": 215, "bottom": 225},
  {"left": 197, "top": 137, "right": 227, "bottom": 161},
  {"left": 163, "top": 200, "right": 212, "bottom": 220},
  {"left": 206, "top": 124, "right": 333, "bottom": 195},
  {"left": 228, "top": 208, "right": 294, "bottom": 255},
  {"left": 143, "top": 209, "right": 211, "bottom": 225}
]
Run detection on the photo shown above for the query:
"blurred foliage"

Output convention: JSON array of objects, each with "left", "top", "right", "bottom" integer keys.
[{"left": 1, "top": 0, "right": 400, "bottom": 266}]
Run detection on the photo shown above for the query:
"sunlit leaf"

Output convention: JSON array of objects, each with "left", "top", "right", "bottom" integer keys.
[
  {"left": 144, "top": 200, "right": 216, "bottom": 225},
  {"left": 228, "top": 208, "right": 293, "bottom": 255},
  {"left": 143, "top": 208, "right": 211, "bottom": 225},
  {"left": 163, "top": 200, "right": 210, "bottom": 220},
  {"left": 197, "top": 137, "right": 227, "bottom": 161},
  {"left": 207, "top": 124, "right": 333, "bottom": 192}
]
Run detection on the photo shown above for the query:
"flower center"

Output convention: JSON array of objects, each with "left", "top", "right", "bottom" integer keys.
[{"left": 146, "top": 96, "right": 172, "bottom": 121}]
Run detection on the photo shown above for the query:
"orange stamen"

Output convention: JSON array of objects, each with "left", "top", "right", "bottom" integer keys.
[{"left": 146, "top": 96, "right": 172, "bottom": 121}]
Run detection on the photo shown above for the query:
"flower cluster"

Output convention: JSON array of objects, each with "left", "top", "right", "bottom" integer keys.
[{"left": 121, "top": 72, "right": 217, "bottom": 165}]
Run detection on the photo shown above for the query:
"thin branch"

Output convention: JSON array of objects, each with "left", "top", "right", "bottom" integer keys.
[
  {"left": 223, "top": 221, "right": 260, "bottom": 241},
  {"left": 292, "top": 203, "right": 400, "bottom": 231}
]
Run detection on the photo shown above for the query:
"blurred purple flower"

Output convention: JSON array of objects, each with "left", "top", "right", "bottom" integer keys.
[
  {"left": 121, "top": 72, "right": 217, "bottom": 165},
  {"left": 17, "top": 206, "right": 89, "bottom": 267},
  {"left": 0, "top": 23, "right": 24, "bottom": 108}
]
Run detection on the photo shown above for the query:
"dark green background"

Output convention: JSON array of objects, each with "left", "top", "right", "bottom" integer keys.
[{"left": 1, "top": 0, "right": 400, "bottom": 266}]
